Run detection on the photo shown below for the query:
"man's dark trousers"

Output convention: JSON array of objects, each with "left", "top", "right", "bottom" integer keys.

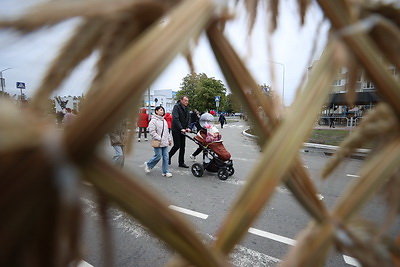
[{"left": 169, "top": 130, "right": 186, "bottom": 165}]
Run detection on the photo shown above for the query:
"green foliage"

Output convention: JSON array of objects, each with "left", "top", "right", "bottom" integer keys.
[
  {"left": 177, "top": 73, "right": 227, "bottom": 113},
  {"left": 223, "top": 93, "right": 242, "bottom": 114}
]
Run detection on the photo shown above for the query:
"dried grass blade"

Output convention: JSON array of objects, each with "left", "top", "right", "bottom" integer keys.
[
  {"left": 208, "top": 31, "right": 340, "bottom": 253},
  {"left": 0, "top": 0, "right": 149, "bottom": 32},
  {"left": 280, "top": 222, "right": 334, "bottom": 267},
  {"left": 84, "top": 156, "right": 228, "bottom": 267},
  {"left": 322, "top": 103, "right": 398, "bottom": 178},
  {"left": 64, "top": 0, "right": 216, "bottom": 162},
  {"left": 317, "top": 0, "right": 400, "bottom": 116},
  {"left": 332, "top": 136, "right": 400, "bottom": 221},
  {"left": 207, "top": 22, "right": 277, "bottom": 145},
  {"left": 31, "top": 19, "right": 105, "bottom": 111},
  {"left": 207, "top": 22, "right": 327, "bottom": 228},
  {"left": 285, "top": 165, "right": 328, "bottom": 222}
]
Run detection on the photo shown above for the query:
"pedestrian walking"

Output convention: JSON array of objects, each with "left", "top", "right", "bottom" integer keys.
[
  {"left": 137, "top": 108, "right": 149, "bottom": 142},
  {"left": 109, "top": 119, "right": 128, "bottom": 168},
  {"left": 144, "top": 106, "right": 173, "bottom": 177},
  {"left": 164, "top": 112, "right": 172, "bottom": 134},
  {"left": 329, "top": 114, "right": 335, "bottom": 128},
  {"left": 169, "top": 96, "right": 191, "bottom": 168},
  {"left": 189, "top": 109, "right": 199, "bottom": 133},
  {"left": 218, "top": 113, "right": 227, "bottom": 128}
]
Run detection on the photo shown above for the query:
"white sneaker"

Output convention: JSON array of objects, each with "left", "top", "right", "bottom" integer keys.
[
  {"left": 144, "top": 138, "right": 148, "bottom": 141},
  {"left": 190, "top": 155, "right": 196, "bottom": 161},
  {"left": 144, "top": 162, "right": 150, "bottom": 173},
  {"left": 162, "top": 172, "right": 173, "bottom": 177}
]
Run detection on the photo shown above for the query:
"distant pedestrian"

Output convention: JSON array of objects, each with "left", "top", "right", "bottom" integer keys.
[
  {"left": 109, "top": 119, "right": 128, "bottom": 168},
  {"left": 189, "top": 109, "right": 199, "bottom": 133},
  {"left": 144, "top": 106, "right": 172, "bottom": 177},
  {"left": 329, "top": 114, "right": 335, "bottom": 128},
  {"left": 169, "top": 96, "right": 191, "bottom": 168},
  {"left": 218, "top": 113, "right": 227, "bottom": 128},
  {"left": 137, "top": 108, "right": 149, "bottom": 142},
  {"left": 164, "top": 112, "right": 172, "bottom": 133},
  {"left": 62, "top": 108, "right": 76, "bottom": 127}
]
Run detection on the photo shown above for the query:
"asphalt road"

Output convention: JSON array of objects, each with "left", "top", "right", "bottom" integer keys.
[{"left": 79, "top": 119, "right": 399, "bottom": 267}]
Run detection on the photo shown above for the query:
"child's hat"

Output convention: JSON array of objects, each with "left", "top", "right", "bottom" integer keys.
[{"left": 209, "top": 126, "right": 219, "bottom": 135}]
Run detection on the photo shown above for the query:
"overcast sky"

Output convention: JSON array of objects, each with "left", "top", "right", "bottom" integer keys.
[{"left": 0, "top": 0, "right": 329, "bottom": 106}]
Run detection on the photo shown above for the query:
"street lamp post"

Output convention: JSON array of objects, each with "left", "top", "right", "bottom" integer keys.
[
  {"left": 0, "top": 67, "right": 13, "bottom": 94},
  {"left": 266, "top": 61, "right": 285, "bottom": 105}
]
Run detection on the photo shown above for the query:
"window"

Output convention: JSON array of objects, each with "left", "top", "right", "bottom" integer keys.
[
  {"left": 333, "top": 80, "right": 341, "bottom": 86},
  {"left": 363, "top": 81, "right": 375, "bottom": 89},
  {"left": 389, "top": 68, "right": 398, "bottom": 76}
]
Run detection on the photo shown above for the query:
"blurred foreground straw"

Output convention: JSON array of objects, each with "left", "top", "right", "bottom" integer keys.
[{"left": 1, "top": 0, "right": 400, "bottom": 266}]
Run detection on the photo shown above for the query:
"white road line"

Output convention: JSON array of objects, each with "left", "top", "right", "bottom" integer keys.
[
  {"left": 248, "top": 227, "right": 296, "bottom": 246},
  {"left": 168, "top": 205, "right": 209, "bottom": 219},
  {"left": 347, "top": 174, "right": 360, "bottom": 178},
  {"left": 343, "top": 255, "right": 361, "bottom": 266},
  {"left": 249, "top": 227, "right": 359, "bottom": 266},
  {"left": 206, "top": 234, "right": 281, "bottom": 266},
  {"left": 77, "top": 260, "right": 93, "bottom": 267}
]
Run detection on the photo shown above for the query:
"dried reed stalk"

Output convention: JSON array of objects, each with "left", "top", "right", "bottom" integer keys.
[
  {"left": 64, "top": 0, "right": 216, "bottom": 162},
  {"left": 207, "top": 23, "right": 341, "bottom": 254},
  {"left": 1, "top": 0, "right": 400, "bottom": 266},
  {"left": 207, "top": 22, "right": 327, "bottom": 230},
  {"left": 317, "top": 0, "right": 400, "bottom": 116},
  {"left": 83, "top": 156, "right": 229, "bottom": 267}
]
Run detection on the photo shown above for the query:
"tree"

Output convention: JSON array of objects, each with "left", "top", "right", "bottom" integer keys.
[
  {"left": 223, "top": 93, "right": 242, "bottom": 114},
  {"left": 177, "top": 73, "right": 227, "bottom": 113}
]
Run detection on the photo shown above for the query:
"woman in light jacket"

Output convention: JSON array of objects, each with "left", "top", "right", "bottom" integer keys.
[{"left": 144, "top": 106, "right": 173, "bottom": 177}]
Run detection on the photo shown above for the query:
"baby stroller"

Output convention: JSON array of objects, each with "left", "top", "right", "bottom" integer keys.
[{"left": 184, "top": 113, "right": 234, "bottom": 180}]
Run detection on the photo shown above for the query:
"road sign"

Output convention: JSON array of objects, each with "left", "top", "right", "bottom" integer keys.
[
  {"left": 16, "top": 82, "right": 26, "bottom": 89},
  {"left": 214, "top": 96, "right": 220, "bottom": 102}
]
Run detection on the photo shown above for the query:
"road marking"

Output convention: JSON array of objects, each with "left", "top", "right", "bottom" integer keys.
[
  {"left": 248, "top": 227, "right": 296, "bottom": 246},
  {"left": 225, "top": 179, "right": 246, "bottom": 186},
  {"left": 249, "top": 227, "right": 359, "bottom": 266},
  {"left": 347, "top": 174, "right": 360, "bottom": 178},
  {"left": 206, "top": 234, "right": 281, "bottom": 266},
  {"left": 77, "top": 260, "right": 93, "bottom": 267},
  {"left": 343, "top": 255, "right": 361, "bottom": 266},
  {"left": 168, "top": 205, "right": 209, "bottom": 219}
]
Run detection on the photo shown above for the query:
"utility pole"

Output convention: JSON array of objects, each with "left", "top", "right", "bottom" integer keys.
[{"left": 0, "top": 68, "right": 12, "bottom": 94}]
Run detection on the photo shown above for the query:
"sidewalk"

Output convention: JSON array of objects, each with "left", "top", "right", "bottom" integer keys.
[
  {"left": 313, "top": 124, "right": 355, "bottom": 131},
  {"left": 242, "top": 124, "right": 369, "bottom": 159}
]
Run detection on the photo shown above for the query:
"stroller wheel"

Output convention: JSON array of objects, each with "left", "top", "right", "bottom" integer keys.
[
  {"left": 191, "top": 163, "right": 204, "bottom": 177},
  {"left": 226, "top": 166, "right": 235, "bottom": 176},
  {"left": 217, "top": 169, "right": 229, "bottom": 180}
]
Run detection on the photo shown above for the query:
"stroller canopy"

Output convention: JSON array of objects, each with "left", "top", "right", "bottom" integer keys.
[{"left": 199, "top": 112, "right": 214, "bottom": 128}]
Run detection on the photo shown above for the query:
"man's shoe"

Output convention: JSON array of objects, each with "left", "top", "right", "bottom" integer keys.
[
  {"left": 162, "top": 172, "right": 173, "bottom": 177},
  {"left": 189, "top": 155, "right": 196, "bottom": 161},
  {"left": 179, "top": 163, "right": 189, "bottom": 168},
  {"left": 145, "top": 138, "right": 148, "bottom": 141}
]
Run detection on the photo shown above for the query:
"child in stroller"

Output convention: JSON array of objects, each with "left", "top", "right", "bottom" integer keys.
[{"left": 185, "top": 113, "right": 234, "bottom": 180}]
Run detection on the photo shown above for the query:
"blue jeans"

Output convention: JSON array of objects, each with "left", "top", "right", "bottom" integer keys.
[
  {"left": 147, "top": 146, "right": 169, "bottom": 174},
  {"left": 112, "top": 145, "right": 124, "bottom": 167}
]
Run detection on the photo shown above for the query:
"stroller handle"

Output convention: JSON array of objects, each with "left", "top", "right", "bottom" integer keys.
[{"left": 182, "top": 131, "right": 196, "bottom": 141}]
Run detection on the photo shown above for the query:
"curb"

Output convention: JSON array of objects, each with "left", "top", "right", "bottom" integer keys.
[{"left": 242, "top": 129, "right": 369, "bottom": 160}]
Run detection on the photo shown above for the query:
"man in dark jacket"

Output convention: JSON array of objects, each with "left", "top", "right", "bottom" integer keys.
[{"left": 169, "top": 96, "right": 191, "bottom": 168}]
